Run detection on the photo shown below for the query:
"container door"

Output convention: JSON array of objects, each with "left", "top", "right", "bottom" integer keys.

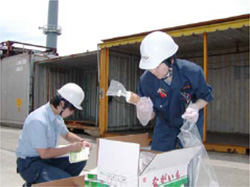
[{"left": 1, "top": 53, "right": 30, "bottom": 127}]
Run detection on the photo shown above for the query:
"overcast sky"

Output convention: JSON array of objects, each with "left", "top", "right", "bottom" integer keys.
[{"left": 1, "top": 0, "right": 249, "bottom": 56}]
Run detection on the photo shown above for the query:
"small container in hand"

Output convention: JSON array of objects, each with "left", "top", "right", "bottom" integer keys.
[{"left": 126, "top": 91, "right": 140, "bottom": 105}]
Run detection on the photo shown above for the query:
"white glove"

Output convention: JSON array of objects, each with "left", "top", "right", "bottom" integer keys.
[
  {"left": 136, "top": 97, "right": 153, "bottom": 126},
  {"left": 181, "top": 104, "right": 199, "bottom": 123}
]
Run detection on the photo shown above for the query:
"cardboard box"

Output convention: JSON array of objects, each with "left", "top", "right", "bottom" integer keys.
[
  {"left": 32, "top": 175, "right": 85, "bottom": 186},
  {"left": 32, "top": 173, "right": 110, "bottom": 187},
  {"left": 97, "top": 134, "right": 202, "bottom": 187}
]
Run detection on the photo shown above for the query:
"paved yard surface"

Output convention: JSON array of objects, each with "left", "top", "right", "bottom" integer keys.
[{"left": 0, "top": 126, "right": 249, "bottom": 186}]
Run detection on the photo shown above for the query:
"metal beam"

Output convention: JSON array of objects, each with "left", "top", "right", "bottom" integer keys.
[
  {"left": 98, "top": 48, "right": 109, "bottom": 137},
  {"left": 99, "top": 18, "right": 249, "bottom": 49},
  {"left": 203, "top": 32, "right": 208, "bottom": 143}
]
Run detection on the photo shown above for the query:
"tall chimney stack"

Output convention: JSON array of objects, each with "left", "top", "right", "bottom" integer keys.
[{"left": 40, "top": 0, "right": 61, "bottom": 51}]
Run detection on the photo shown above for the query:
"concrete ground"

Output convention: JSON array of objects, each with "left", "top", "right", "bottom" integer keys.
[{"left": 0, "top": 126, "right": 249, "bottom": 187}]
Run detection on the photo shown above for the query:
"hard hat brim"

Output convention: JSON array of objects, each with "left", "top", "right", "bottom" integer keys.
[
  {"left": 74, "top": 105, "right": 83, "bottom": 110},
  {"left": 139, "top": 58, "right": 160, "bottom": 70}
]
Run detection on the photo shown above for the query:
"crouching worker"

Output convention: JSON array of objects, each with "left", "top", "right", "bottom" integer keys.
[{"left": 16, "top": 83, "right": 92, "bottom": 186}]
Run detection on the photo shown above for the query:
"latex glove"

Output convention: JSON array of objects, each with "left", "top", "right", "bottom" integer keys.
[
  {"left": 136, "top": 97, "right": 153, "bottom": 126},
  {"left": 182, "top": 104, "right": 199, "bottom": 123}
]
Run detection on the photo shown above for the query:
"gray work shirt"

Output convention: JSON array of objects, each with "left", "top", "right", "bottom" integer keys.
[{"left": 16, "top": 102, "right": 69, "bottom": 159}]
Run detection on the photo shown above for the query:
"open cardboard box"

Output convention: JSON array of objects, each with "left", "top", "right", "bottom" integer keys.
[
  {"left": 97, "top": 133, "right": 202, "bottom": 187},
  {"left": 32, "top": 175, "right": 85, "bottom": 186}
]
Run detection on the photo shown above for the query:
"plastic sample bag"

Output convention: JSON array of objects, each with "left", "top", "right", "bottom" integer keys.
[
  {"left": 177, "top": 121, "right": 219, "bottom": 187},
  {"left": 106, "top": 79, "right": 140, "bottom": 103},
  {"left": 106, "top": 79, "right": 128, "bottom": 98},
  {"left": 106, "top": 79, "right": 152, "bottom": 126}
]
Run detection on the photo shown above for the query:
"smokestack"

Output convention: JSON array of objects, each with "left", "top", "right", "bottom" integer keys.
[{"left": 39, "top": 0, "right": 61, "bottom": 51}]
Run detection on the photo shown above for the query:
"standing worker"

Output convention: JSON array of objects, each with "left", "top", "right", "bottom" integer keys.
[
  {"left": 16, "top": 83, "right": 92, "bottom": 186},
  {"left": 133, "top": 31, "right": 213, "bottom": 152}
]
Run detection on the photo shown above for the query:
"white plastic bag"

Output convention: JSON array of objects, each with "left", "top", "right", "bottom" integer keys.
[
  {"left": 106, "top": 79, "right": 128, "bottom": 97},
  {"left": 177, "top": 121, "right": 219, "bottom": 187},
  {"left": 106, "top": 79, "right": 153, "bottom": 126}
]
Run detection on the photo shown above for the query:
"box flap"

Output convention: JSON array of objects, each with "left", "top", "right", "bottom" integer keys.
[
  {"left": 141, "top": 146, "right": 202, "bottom": 175},
  {"left": 96, "top": 133, "right": 149, "bottom": 166},
  {"left": 32, "top": 175, "right": 85, "bottom": 186},
  {"left": 97, "top": 139, "right": 140, "bottom": 186},
  {"left": 104, "top": 133, "right": 149, "bottom": 147}
]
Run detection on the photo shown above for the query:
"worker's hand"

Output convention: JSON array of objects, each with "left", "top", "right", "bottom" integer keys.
[
  {"left": 181, "top": 104, "right": 199, "bottom": 123},
  {"left": 80, "top": 140, "right": 92, "bottom": 150},
  {"left": 69, "top": 141, "right": 84, "bottom": 152},
  {"left": 126, "top": 91, "right": 140, "bottom": 105},
  {"left": 136, "top": 97, "right": 153, "bottom": 126}
]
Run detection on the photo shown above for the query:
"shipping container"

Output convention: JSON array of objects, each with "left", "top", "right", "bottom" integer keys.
[
  {"left": 98, "top": 14, "right": 249, "bottom": 154},
  {"left": 31, "top": 50, "right": 153, "bottom": 135},
  {"left": 33, "top": 51, "right": 99, "bottom": 134},
  {"left": 0, "top": 42, "right": 99, "bottom": 134},
  {"left": 0, "top": 41, "right": 54, "bottom": 127}
]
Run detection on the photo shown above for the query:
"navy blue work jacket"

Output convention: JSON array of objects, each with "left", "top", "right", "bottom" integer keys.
[{"left": 138, "top": 59, "right": 213, "bottom": 140}]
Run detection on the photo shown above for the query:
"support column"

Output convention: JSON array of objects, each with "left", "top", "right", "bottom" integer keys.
[
  {"left": 203, "top": 32, "right": 208, "bottom": 143},
  {"left": 98, "top": 48, "right": 109, "bottom": 137}
]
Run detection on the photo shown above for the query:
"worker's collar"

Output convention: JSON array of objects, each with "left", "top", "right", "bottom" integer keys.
[
  {"left": 46, "top": 102, "right": 58, "bottom": 122},
  {"left": 162, "top": 67, "right": 173, "bottom": 80}
]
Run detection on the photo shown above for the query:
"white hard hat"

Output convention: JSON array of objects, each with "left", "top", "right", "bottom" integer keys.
[
  {"left": 139, "top": 31, "right": 179, "bottom": 70},
  {"left": 57, "top": 83, "right": 84, "bottom": 110}
]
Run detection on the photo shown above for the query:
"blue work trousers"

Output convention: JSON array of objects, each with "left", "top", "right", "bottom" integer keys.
[
  {"left": 151, "top": 117, "right": 204, "bottom": 152},
  {"left": 17, "top": 157, "right": 86, "bottom": 185}
]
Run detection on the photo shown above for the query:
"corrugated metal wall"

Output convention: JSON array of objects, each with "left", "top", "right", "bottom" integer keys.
[
  {"left": 186, "top": 51, "right": 249, "bottom": 134},
  {"left": 0, "top": 54, "right": 30, "bottom": 126},
  {"left": 108, "top": 51, "right": 154, "bottom": 131},
  {"left": 33, "top": 63, "right": 97, "bottom": 121},
  {"left": 0, "top": 53, "right": 50, "bottom": 127},
  {"left": 107, "top": 50, "right": 249, "bottom": 134}
]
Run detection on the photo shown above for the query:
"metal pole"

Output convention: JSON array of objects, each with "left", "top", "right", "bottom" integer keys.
[{"left": 203, "top": 32, "right": 208, "bottom": 143}]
